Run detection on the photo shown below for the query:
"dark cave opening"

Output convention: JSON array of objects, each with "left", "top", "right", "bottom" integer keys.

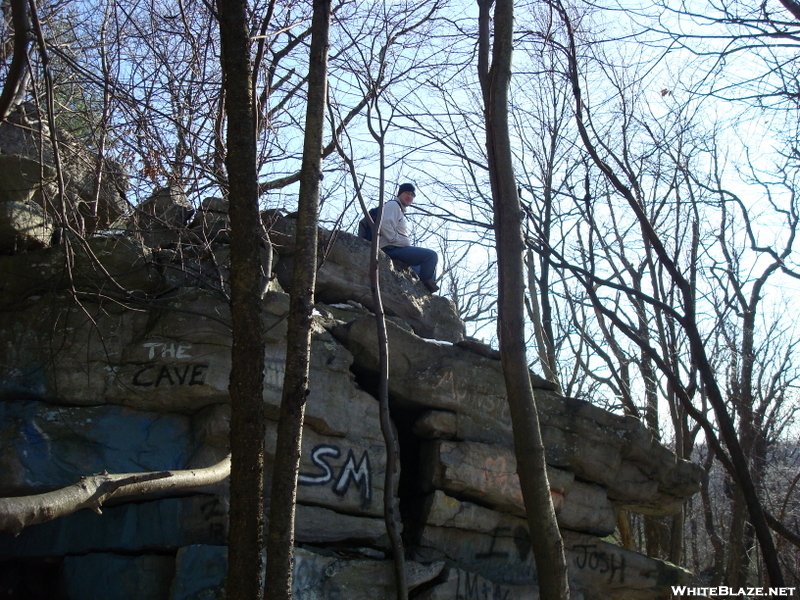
[{"left": 350, "top": 367, "right": 430, "bottom": 554}]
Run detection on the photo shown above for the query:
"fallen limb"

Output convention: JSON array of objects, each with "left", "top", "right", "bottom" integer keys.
[{"left": 0, "top": 454, "right": 231, "bottom": 535}]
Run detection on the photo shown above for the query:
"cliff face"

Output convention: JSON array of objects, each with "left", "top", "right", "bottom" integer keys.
[{"left": 0, "top": 183, "right": 701, "bottom": 600}]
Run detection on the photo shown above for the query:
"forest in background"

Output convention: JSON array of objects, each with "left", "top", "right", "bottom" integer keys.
[{"left": 1, "top": 0, "right": 799, "bottom": 589}]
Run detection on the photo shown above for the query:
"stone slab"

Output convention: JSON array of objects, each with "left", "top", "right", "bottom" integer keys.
[
  {"left": 0, "top": 235, "right": 161, "bottom": 308},
  {"left": 0, "top": 495, "right": 227, "bottom": 558},
  {"left": 0, "top": 395, "right": 386, "bottom": 523},
  {"left": 0, "top": 492, "right": 392, "bottom": 560},
  {"left": 415, "top": 521, "right": 538, "bottom": 586},
  {"left": 415, "top": 567, "right": 541, "bottom": 600},
  {"left": 0, "top": 290, "right": 381, "bottom": 440},
  {"left": 295, "top": 504, "right": 389, "bottom": 545},
  {"left": 423, "top": 440, "right": 616, "bottom": 535},
  {"left": 562, "top": 531, "right": 692, "bottom": 600},
  {"left": 266, "top": 418, "right": 386, "bottom": 519},
  {"left": 169, "top": 545, "right": 226, "bottom": 600},
  {"left": 0, "top": 400, "right": 196, "bottom": 496},
  {"left": 166, "top": 545, "right": 443, "bottom": 600},
  {"left": 415, "top": 515, "right": 691, "bottom": 599},
  {"left": 63, "top": 553, "right": 175, "bottom": 600},
  {"left": 0, "top": 290, "right": 233, "bottom": 411},
  {"left": 269, "top": 215, "right": 464, "bottom": 343},
  {"left": 291, "top": 547, "right": 444, "bottom": 600}
]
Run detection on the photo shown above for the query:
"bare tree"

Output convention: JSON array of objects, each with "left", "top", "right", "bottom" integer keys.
[
  {"left": 326, "top": 7, "right": 455, "bottom": 595},
  {"left": 215, "top": 1, "right": 267, "bottom": 599},
  {"left": 335, "top": 134, "right": 409, "bottom": 599},
  {"left": 478, "top": 1, "right": 570, "bottom": 599},
  {"left": 0, "top": 0, "right": 30, "bottom": 120},
  {"left": 263, "top": 1, "right": 330, "bottom": 598},
  {"left": 542, "top": 0, "right": 799, "bottom": 584}
]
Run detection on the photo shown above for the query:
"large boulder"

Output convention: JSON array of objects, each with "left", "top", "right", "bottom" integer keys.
[
  {"left": 0, "top": 401, "right": 197, "bottom": 496},
  {"left": 268, "top": 214, "right": 464, "bottom": 343},
  {"left": 0, "top": 291, "right": 383, "bottom": 440},
  {"left": 421, "top": 442, "right": 617, "bottom": 535},
  {"left": 0, "top": 496, "right": 228, "bottom": 558},
  {"left": 0, "top": 155, "right": 55, "bottom": 252},
  {"left": 123, "top": 194, "right": 271, "bottom": 297},
  {"left": 189, "top": 197, "right": 230, "bottom": 244},
  {"left": 0, "top": 104, "right": 128, "bottom": 231},
  {"left": 0, "top": 495, "right": 389, "bottom": 559},
  {"left": 266, "top": 416, "right": 387, "bottom": 519},
  {"left": 0, "top": 287, "right": 390, "bottom": 522},
  {"left": 415, "top": 567, "right": 543, "bottom": 600},
  {"left": 166, "top": 546, "right": 444, "bottom": 600},
  {"left": 0, "top": 155, "right": 56, "bottom": 204},
  {"left": 0, "top": 290, "right": 224, "bottom": 408},
  {"left": 0, "top": 200, "right": 52, "bottom": 253},
  {"left": 126, "top": 186, "right": 194, "bottom": 250}
]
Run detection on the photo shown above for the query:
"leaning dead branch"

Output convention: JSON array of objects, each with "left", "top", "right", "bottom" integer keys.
[{"left": 0, "top": 454, "right": 231, "bottom": 536}]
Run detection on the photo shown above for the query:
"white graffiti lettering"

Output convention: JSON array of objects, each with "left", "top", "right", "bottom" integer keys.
[
  {"left": 143, "top": 342, "right": 192, "bottom": 360},
  {"left": 298, "top": 444, "right": 372, "bottom": 506},
  {"left": 299, "top": 445, "right": 341, "bottom": 485},
  {"left": 334, "top": 449, "right": 371, "bottom": 504}
]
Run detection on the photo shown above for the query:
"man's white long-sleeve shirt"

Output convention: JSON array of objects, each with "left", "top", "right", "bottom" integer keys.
[{"left": 377, "top": 199, "right": 410, "bottom": 248}]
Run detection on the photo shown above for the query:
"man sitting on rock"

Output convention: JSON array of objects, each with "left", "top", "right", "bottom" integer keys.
[{"left": 378, "top": 183, "right": 439, "bottom": 293}]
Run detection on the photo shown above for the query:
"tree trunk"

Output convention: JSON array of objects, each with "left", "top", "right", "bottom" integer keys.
[
  {"left": 263, "top": 1, "right": 330, "bottom": 598},
  {"left": 726, "top": 488, "right": 752, "bottom": 588},
  {"left": 617, "top": 510, "right": 634, "bottom": 550},
  {"left": 479, "top": 1, "right": 570, "bottom": 599},
  {"left": 216, "top": 0, "right": 268, "bottom": 598},
  {"left": 526, "top": 249, "right": 560, "bottom": 386},
  {"left": 371, "top": 148, "right": 409, "bottom": 600},
  {"left": 644, "top": 515, "right": 669, "bottom": 560},
  {"left": 0, "top": 0, "right": 30, "bottom": 121},
  {"left": 700, "top": 452, "right": 725, "bottom": 585},
  {"left": 669, "top": 508, "right": 684, "bottom": 565},
  {"left": 333, "top": 112, "right": 408, "bottom": 599}
]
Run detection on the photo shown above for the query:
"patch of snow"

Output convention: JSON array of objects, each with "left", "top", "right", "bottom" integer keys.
[{"left": 423, "top": 338, "right": 453, "bottom": 346}]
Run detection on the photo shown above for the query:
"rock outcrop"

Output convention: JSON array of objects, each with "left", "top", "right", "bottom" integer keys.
[
  {"left": 0, "top": 190, "right": 701, "bottom": 600},
  {"left": 270, "top": 215, "right": 464, "bottom": 343},
  {"left": 0, "top": 104, "right": 128, "bottom": 245}
]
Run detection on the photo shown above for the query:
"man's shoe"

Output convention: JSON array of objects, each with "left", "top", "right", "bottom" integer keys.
[{"left": 423, "top": 280, "right": 439, "bottom": 293}]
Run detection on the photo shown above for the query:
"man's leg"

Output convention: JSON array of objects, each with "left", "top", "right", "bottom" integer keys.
[{"left": 382, "top": 246, "right": 438, "bottom": 283}]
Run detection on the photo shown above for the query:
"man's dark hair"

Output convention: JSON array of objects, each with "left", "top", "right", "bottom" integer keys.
[{"left": 397, "top": 183, "right": 415, "bottom": 195}]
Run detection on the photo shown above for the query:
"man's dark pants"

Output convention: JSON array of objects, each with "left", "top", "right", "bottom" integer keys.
[{"left": 381, "top": 245, "right": 438, "bottom": 282}]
